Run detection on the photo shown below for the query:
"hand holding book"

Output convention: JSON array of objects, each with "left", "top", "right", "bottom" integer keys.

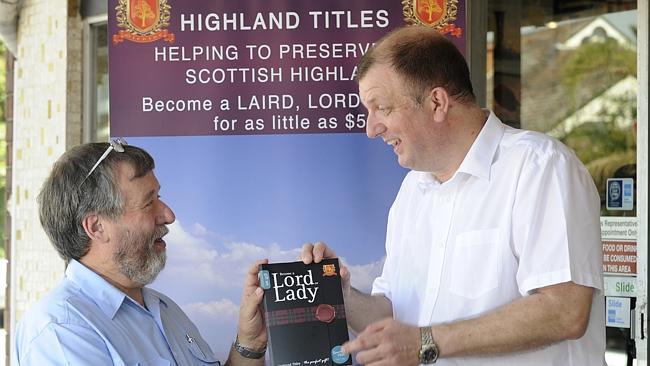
[
  {"left": 236, "top": 259, "right": 269, "bottom": 354},
  {"left": 300, "top": 241, "right": 351, "bottom": 298},
  {"left": 259, "top": 258, "right": 352, "bottom": 366}
]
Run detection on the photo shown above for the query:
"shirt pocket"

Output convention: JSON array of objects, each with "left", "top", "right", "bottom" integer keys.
[
  {"left": 450, "top": 228, "right": 500, "bottom": 299},
  {"left": 187, "top": 339, "right": 221, "bottom": 365}
]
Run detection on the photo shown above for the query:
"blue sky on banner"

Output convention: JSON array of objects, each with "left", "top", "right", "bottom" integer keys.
[
  {"left": 131, "top": 135, "right": 406, "bottom": 358},
  {"left": 108, "top": 0, "right": 467, "bottom": 359}
]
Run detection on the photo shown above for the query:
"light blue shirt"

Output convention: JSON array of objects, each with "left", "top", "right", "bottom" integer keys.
[{"left": 14, "top": 260, "right": 220, "bottom": 365}]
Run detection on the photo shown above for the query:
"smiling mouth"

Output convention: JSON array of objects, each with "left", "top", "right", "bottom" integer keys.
[
  {"left": 152, "top": 226, "right": 169, "bottom": 250},
  {"left": 153, "top": 237, "right": 166, "bottom": 250},
  {"left": 385, "top": 138, "right": 401, "bottom": 152}
]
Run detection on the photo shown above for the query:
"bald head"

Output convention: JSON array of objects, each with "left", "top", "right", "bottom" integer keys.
[{"left": 357, "top": 25, "right": 475, "bottom": 105}]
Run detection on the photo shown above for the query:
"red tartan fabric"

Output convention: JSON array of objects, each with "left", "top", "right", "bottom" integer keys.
[{"left": 267, "top": 304, "right": 346, "bottom": 327}]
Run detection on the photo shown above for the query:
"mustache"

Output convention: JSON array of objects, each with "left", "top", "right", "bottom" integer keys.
[{"left": 153, "top": 225, "right": 169, "bottom": 240}]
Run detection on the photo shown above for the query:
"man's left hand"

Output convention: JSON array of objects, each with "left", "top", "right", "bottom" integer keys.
[
  {"left": 342, "top": 318, "right": 421, "bottom": 366},
  {"left": 236, "top": 259, "right": 268, "bottom": 351}
]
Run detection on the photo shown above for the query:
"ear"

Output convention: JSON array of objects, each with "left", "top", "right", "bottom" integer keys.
[
  {"left": 82, "top": 214, "right": 109, "bottom": 243},
  {"left": 428, "top": 87, "right": 450, "bottom": 123}
]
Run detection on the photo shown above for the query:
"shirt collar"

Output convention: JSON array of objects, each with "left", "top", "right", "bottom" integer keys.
[
  {"left": 417, "top": 171, "right": 441, "bottom": 191},
  {"left": 455, "top": 110, "right": 504, "bottom": 181},
  {"left": 142, "top": 287, "right": 168, "bottom": 318},
  {"left": 65, "top": 259, "right": 134, "bottom": 319},
  {"left": 417, "top": 110, "right": 504, "bottom": 192},
  {"left": 65, "top": 259, "right": 167, "bottom": 319}
]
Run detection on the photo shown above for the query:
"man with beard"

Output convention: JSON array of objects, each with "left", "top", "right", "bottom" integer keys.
[{"left": 14, "top": 140, "right": 267, "bottom": 365}]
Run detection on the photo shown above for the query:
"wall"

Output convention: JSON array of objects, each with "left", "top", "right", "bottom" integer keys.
[{"left": 7, "top": 0, "right": 83, "bottom": 360}]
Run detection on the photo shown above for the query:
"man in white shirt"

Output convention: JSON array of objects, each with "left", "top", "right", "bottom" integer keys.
[{"left": 302, "top": 25, "right": 605, "bottom": 365}]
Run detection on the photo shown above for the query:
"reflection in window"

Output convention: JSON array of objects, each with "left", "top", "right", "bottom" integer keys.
[{"left": 487, "top": 2, "right": 637, "bottom": 216}]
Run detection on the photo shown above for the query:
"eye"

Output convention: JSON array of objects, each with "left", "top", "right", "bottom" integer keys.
[
  {"left": 377, "top": 105, "right": 391, "bottom": 115},
  {"left": 144, "top": 195, "right": 160, "bottom": 208}
]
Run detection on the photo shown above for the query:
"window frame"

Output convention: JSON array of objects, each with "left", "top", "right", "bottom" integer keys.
[{"left": 82, "top": 14, "right": 108, "bottom": 143}]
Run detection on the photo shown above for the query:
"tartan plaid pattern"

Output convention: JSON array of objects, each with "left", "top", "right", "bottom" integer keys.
[{"left": 266, "top": 304, "right": 346, "bottom": 327}]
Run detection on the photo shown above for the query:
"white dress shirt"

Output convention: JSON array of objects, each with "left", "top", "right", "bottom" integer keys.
[{"left": 372, "top": 111, "right": 605, "bottom": 365}]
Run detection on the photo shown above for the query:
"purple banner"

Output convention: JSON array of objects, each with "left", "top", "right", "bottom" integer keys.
[
  {"left": 108, "top": 1, "right": 467, "bottom": 358},
  {"left": 108, "top": 0, "right": 466, "bottom": 137}
]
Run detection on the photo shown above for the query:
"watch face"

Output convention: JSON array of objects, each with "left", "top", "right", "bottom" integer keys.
[{"left": 420, "top": 346, "right": 438, "bottom": 363}]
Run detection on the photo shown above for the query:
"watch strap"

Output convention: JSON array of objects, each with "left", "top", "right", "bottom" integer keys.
[
  {"left": 234, "top": 336, "right": 266, "bottom": 359},
  {"left": 419, "top": 326, "right": 439, "bottom": 364}
]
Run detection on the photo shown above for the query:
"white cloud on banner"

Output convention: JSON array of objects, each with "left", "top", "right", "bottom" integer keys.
[
  {"left": 346, "top": 257, "right": 386, "bottom": 293},
  {"left": 151, "top": 220, "right": 384, "bottom": 360},
  {"left": 157, "top": 221, "right": 301, "bottom": 291},
  {"left": 157, "top": 220, "right": 385, "bottom": 297},
  {"left": 184, "top": 299, "right": 240, "bottom": 324},
  {"left": 153, "top": 220, "right": 307, "bottom": 308},
  {"left": 190, "top": 222, "right": 212, "bottom": 238}
]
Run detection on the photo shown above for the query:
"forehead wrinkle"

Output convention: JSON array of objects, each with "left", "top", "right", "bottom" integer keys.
[
  {"left": 361, "top": 93, "right": 378, "bottom": 107},
  {"left": 136, "top": 179, "right": 160, "bottom": 202},
  {"left": 123, "top": 175, "right": 160, "bottom": 210}
]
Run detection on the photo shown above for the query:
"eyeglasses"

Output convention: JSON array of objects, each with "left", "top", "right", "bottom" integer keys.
[{"left": 80, "top": 137, "right": 128, "bottom": 185}]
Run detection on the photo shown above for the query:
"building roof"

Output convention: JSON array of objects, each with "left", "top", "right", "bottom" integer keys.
[
  {"left": 520, "top": 10, "right": 637, "bottom": 134},
  {"left": 601, "top": 10, "right": 638, "bottom": 44}
]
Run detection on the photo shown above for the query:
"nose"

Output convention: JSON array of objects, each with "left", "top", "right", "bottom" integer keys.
[
  {"left": 366, "top": 111, "right": 386, "bottom": 139},
  {"left": 157, "top": 199, "right": 176, "bottom": 225}
]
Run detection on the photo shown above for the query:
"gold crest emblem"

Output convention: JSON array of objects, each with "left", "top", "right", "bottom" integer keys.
[
  {"left": 323, "top": 264, "right": 337, "bottom": 277},
  {"left": 113, "top": 0, "right": 175, "bottom": 44},
  {"left": 402, "top": 0, "right": 463, "bottom": 37}
]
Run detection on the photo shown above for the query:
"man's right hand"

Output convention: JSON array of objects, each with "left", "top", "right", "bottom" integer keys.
[{"left": 300, "top": 241, "right": 351, "bottom": 296}]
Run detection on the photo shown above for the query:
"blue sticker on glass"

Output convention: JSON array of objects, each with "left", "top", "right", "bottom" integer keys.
[
  {"left": 331, "top": 345, "right": 349, "bottom": 364},
  {"left": 607, "top": 178, "right": 634, "bottom": 211},
  {"left": 259, "top": 270, "right": 271, "bottom": 289}
]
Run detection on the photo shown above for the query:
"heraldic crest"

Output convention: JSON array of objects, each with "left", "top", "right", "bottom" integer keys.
[
  {"left": 402, "top": 0, "right": 463, "bottom": 37},
  {"left": 113, "top": 0, "right": 175, "bottom": 44}
]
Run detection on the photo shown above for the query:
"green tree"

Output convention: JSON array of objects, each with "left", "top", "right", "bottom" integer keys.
[
  {"left": 562, "top": 39, "right": 636, "bottom": 91},
  {"left": 561, "top": 94, "right": 636, "bottom": 165},
  {"left": 562, "top": 39, "right": 636, "bottom": 111},
  {"left": 559, "top": 38, "right": 637, "bottom": 215}
]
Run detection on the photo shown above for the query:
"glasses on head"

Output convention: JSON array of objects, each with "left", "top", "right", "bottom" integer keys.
[{"left": 80, "top": 137, "right": 128, "bottom": 185}]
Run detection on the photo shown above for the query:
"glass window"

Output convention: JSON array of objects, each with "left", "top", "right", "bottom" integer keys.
[
  {"left": 487, "top": 1, "right": 638, "bottom": 215},
  {"left": 486, "top": 2, "right": 638, "bottom": 365},
  {"left": 84, "top": 20, "right": 109, "bottom": 142}
]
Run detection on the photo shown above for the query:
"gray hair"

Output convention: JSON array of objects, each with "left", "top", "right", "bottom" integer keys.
[{"left": 37, "top": 143, "right": 155, "bottom": 261}]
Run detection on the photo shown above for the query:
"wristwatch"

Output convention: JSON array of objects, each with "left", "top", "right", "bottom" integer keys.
[
  {"left": 418, "top": 326, "right": 439, "bottom": 364},
  {"left": 234, "top": 335, "right": 266, "bottom": 359}
]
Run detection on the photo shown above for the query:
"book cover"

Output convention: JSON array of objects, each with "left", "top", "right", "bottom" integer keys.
[{"left": 259, "top": 259, "right": 352, "bottom": 366}]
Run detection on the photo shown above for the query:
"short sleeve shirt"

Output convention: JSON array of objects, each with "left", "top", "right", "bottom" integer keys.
[{"left": 372, "top": 111, "right": 605, "bottom": 366}]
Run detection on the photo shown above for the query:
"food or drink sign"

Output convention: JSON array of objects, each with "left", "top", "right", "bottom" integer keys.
[
  {"left": 601, "top": 216, "right": 637, "bottom": 275},
  {"left": 108, "top": 0, "right": 466, "bottom": 137}
]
